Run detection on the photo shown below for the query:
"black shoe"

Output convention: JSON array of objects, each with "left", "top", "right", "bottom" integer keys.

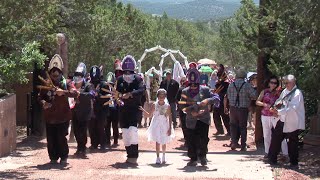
[
  {"left": 289, "top": 164, "right": 299, "bottom": 169},
  {"left": 89, "top": 145, "right": 98, "bottom": 150},
  {"left": 114, "top": 140, "right": 118, "bottom": 145},
  {"left": 214, "top": 132, "right": 224, "bottom": 135},
  {"left": 231, "top": 143, "right": 237, "bottom": 150},
  {"left": 269, "top": 160, "right": 278, "bottom": 166},
  {"left": 187, "top": 160, "right": 197, "bottom": 166},
  {"left": 60, "top": 158, "right": 68, "bottom": 166},
  {"left": 100, "top": 145, "right": 106, "bottom": 150},
  {"left": 240, "top": 147, "right": 247, "bottom": 152},
  {"left": 50, "top": 159, "right": 58, "bottom": 164},
  {"left": 200, "top": 157, "right": 207, "bottom": 166}
]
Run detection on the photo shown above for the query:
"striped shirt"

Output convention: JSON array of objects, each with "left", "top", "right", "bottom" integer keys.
[{"left": 227, "top": 79, "right": 257, "bottom": 108}]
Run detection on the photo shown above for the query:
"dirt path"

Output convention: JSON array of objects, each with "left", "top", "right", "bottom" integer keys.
[{"left": 0, "top": 126, "right": 312, "bottom": 180}]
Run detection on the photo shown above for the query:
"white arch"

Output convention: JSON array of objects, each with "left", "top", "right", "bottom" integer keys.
[{"left": 137, "top": 45, "right": 188, "bottom": 84}]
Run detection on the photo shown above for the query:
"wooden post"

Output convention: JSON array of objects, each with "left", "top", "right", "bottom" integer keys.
[
  {"left": 56, "top": 33, "right": 68, "bottom": 77},
  {"left": 304, "top": 90, "right": 320, "bottom": 145}
]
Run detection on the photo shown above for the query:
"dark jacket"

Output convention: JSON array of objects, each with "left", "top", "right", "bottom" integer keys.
[
  {"left": 160, "top": 79, "right": 179, "bottom": 103},
  {"left": 116, "top": 74, "right": 145, "bottom": 128},
  {"left": 73, "top": 82, "right": 95, "bottom": 122},
  {"left": 181, "top": 86, "right": 220, "bottom": 129},
  {"left": 39, "top": 77, "right": 78, "bottom": 124},
  {"left": 93, "top": 81, "right": 111, "bottom": 118}
]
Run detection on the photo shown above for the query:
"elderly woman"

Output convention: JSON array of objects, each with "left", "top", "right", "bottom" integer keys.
[{"left": 256, "top": 75, "right": 288, "bottom": 158}]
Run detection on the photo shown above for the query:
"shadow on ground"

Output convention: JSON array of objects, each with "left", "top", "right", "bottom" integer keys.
[
  {"left": 0, "top": 170, "right": 30, "bottom": 180},
  {"left": 30, "top": 162, "right": 71, "bottom": 171},
  {"left": 110, "top": 162, "right": 139, "bottom": 169},
  {"left": 177, "top": 165, "right": 217, "bottom": 173},
  {"left": 16, "top": 136, "right": 46, "bottom": 152}
]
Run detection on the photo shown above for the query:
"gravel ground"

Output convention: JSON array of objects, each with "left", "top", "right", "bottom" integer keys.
[{"left": 0, "top": 124, "right": 315, "bottom": 180}]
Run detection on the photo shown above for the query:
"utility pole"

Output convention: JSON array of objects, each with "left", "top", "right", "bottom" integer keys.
[{"left": 256, "top": 0, "right": 273, "bottom": 145}]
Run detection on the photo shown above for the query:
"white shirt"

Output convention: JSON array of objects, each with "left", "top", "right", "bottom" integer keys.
[{"left": 277, "top": 85, "right": 305, "bottom": 133}]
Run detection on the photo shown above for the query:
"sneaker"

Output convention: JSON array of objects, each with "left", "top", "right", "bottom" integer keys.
[
  {"left": 156, "top": 157, "right": 161, "bottom": 164},
  {"left": 162, "top": 154, "right": 166, "bottom": 164},
  {"left": 187, "top": 160, "right": 197, "bottom": 166},
  {"left": 200, "top": 157, "right": 207, "bottom": 166}
]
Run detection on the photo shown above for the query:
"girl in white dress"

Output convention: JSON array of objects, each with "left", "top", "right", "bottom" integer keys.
[{"left": 147, "top": 89, "right": 175, "bottom": 164}]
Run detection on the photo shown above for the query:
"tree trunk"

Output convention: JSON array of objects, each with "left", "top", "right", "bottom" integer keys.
[{"left": 255, "top": 0, "right": 273, "bottom": 145}]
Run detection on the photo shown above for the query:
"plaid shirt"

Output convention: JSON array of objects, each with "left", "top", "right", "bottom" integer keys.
[{"left": 227, "top": 79, "right": 257, "bottom": 108}]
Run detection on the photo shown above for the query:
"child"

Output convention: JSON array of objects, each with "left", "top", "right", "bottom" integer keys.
[{"left": 146, "top": 89, "right": 175, "bottom": 164}]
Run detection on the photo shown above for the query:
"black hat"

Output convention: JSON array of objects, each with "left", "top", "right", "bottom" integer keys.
[{"left": 90, "top": 65, "right": 101, "bottom": 82}]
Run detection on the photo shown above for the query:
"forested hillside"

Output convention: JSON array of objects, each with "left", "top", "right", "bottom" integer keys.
[{"left": 121, "top": 0, "right": 241, "bottom": 21}]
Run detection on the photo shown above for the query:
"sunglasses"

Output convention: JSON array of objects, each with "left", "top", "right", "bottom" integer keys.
[{"left": 269, "top": 81, "right": 277, "bottom": 85}]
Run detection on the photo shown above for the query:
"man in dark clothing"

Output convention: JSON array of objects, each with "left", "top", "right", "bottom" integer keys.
[
  {"left": 137, "top": 73, "right": 147, "bottom": 128},
  {"left": 116, "top": 55, "right": 145, "bottom": 164},
  {"left": 181, "top": 68, "right": 220, "bottom": 166},
  {"left": 89, "top": 66, "right": 108, "bottom": 150},
  {"left": 104, "top": 72, "right": 119, "bottom": 146},
  {"left": 225, "top": 68, "right": 257, "bottom": 151},
  {"left": 176, "top": 77, "right": 188, "bottom": 147},
  {"left": 160, "top": 70, "right": 179, "bottom": 128},
  {"left": 39, "top": 54, "right": 79, "bottom": 165},
  {"left": 72, "top": 63, "right": 95, "bottom": 155},
  {"left": 213, "top": 68, "right": 230, "bottom": 135}
]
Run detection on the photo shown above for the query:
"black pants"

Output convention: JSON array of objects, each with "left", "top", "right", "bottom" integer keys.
[
  {"left": 105, "top": 109, "right": 119, "bottom": 144},
  {"left": 269, "top": 121, "right": 299, "bottom": 165},
  {"left": 46, "top": 121, "right": 69, "bottom": 161},
  {"left": 179, "top": 110, "right": 188, "bottom": 142},
  {"left": 137, "top": 110, "right": 143, "bottom": 126},
  {"left": 89, "top": 115, "right": 106, "bottom": 148},
  {"left": 125, "top": 144, "right": 139, "bottom": 158},
  {"left": 72, "top": 117, "right": 88, "bottom": 152},
  {"left": 186, "top": 121, "right": 209, "bottom": 161},
  {"left": 229, "top": 107, "right": 248, "bottom": 148},
  {"left": 213, "top": 104, "right": 230, "bottom": 134}
]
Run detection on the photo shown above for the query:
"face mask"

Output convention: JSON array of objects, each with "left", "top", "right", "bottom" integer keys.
[
  {"left": 50, "top": 72, "right": 62, "bottom": 83},
  {"left": 123, "top": 74, "right": 135, "bottom": 83}
]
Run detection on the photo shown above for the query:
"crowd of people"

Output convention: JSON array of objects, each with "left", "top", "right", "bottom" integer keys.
[{"left": 38, "top": 54, "right": 305, "bottom": 168}]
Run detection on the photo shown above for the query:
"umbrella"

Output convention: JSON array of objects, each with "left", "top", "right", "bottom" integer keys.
[
  {"left": 198, "top": 58, "right": 217, "bottom": 65},
  {"left": 199, "top": 66, "right": 213, "bottom": 73}
]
